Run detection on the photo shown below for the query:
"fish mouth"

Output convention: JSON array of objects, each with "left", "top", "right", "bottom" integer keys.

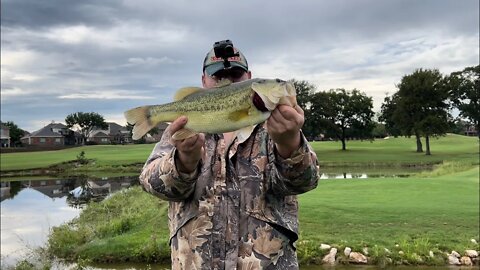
[
  {"left": 251, "top": 80, "right": 297, "bottom": 112},
  {"left": 252, "top": 93, "right": 269, "bottom": 112}
]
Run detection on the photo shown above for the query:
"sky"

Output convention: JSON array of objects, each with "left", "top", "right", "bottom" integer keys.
[{"left": 1, "top": 0, "right": 479, "bottom": 132}]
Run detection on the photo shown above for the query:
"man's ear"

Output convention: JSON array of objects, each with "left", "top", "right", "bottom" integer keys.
[{"left": 247, "top": 71, "right": 252, "bottom": 79}]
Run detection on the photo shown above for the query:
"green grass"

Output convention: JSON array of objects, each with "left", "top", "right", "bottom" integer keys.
[
  {"left": 0, "top": 144, "right": 154, "bottom": 171},
  {"left": 48, "top": 187, "right": 171, "bottom": 263},
  {"left": 1, "top": 134, "right": 478, "bottom": 172},
  {"left": 297, "top": 167, "right": 479, "bottom": 265},
  {"left": 310, "top": 134, "right": 479, "bottom": 166}
]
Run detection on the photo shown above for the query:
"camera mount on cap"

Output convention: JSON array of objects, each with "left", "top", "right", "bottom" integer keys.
[{"left": 213, "top": 40, "right": 239, "bottom": 69}]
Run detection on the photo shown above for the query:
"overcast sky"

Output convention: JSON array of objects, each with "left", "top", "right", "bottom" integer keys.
[{"left": 1, "top": 0, "right": 478, "bottom": 132}]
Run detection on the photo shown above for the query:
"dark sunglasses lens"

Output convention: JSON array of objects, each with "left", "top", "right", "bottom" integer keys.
[{"left": 214, "top": 68, "right": 245, "bottom": 79}]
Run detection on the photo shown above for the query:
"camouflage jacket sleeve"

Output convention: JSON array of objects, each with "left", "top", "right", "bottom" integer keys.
[
  {"left": 269, "top": 133, "right": 319, "bottom": 196},
  {"left": 139, "top": 125, "right": 199, "bottom": 202}
]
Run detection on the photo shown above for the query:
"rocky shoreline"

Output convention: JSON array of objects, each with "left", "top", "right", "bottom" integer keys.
[{"left": 316, "top": 241, "right": 479, "bottom": 267}]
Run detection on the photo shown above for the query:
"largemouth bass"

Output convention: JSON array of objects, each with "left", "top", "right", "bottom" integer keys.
[{"left": 124, "top": 78, "right": 297, "bottom": 142}]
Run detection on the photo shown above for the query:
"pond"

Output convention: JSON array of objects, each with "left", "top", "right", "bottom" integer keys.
[
  {"left": 0, "top": 176, "right": 137, "bottom": 268},
  {"left": 0, "top": 168, "right": 435, "bottom": 269}
]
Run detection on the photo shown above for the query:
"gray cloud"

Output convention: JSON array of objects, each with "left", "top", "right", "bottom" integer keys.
[{"left": 1, "top": 0, "right": 478, "bottom": 132}]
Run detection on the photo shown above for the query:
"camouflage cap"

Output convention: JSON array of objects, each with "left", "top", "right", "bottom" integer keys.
[{"left": 202, "top": 47, "right": 248, "bottom": 76}]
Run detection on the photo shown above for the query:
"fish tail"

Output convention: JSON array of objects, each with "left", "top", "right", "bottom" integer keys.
[{"left": 124, "top": 106, "right": 156, "bottom": 140}]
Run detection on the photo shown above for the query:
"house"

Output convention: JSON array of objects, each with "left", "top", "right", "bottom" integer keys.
[
  {"left": 0, "top": 124, "right": 10, "bottom": 147},
  {"left": 89, "top": 122, "right": 132, "bottom": 144},
  {"left": 464, "top": 126, "right": 478, "bottom": 137},
  {"left": 21, "top": 122, "right": 82, "bottom": 146},
  {"left": 144, "top": 122, "right": 169, "bottom": 143}
]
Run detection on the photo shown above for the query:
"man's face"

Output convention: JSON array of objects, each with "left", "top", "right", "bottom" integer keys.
[{"left": 202, "top": 67, "right": 251, "bottom": 88}]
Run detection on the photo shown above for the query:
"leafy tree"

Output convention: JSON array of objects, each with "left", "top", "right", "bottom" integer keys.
[
  {"left": 1, "top": 121, "right": 25, "bottom": 146},
  {"left": 65, "top": 112, "right": 108, "bottom": 144},
  {"left": 379, "top": 94, "right": 402, "bottom": 137},
  {"left": 310, "top": 89, "right": 374, "bottom": 150},
  {"left": 446, "top": 65, "right": 479, "bottom": 137},
  {"left": 289, "top": 79, "right": 319, "bottom": 140},
  {"left": 371, "top": 121, "right": 388, "bottom": 138},
  {"left": 393, "top": 69, "right": 449, "bottom": 155}
]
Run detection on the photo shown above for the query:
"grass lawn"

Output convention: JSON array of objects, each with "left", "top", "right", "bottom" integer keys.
[
  {"left": 0, "top": 144, "right": 154, "bottom": 171},
  {"left": 1, "top": 134, "right": 478, "bottom": 172},
  {"left": 298, "top": 168, "right": 479, "bottom": 254},
  {"left": 310, "top": 134, "right": 479, "bottom": 166}
]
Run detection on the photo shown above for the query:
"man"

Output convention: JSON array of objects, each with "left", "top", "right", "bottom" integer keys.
[{"left": 140, "top": 40, "right": 319, "bottom": 269}]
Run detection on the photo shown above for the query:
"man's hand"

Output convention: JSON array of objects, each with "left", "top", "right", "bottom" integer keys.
[
  {"left": 266, "top": 105, "right": 304, "bottom": 158},
  {"left": 170, "top": 116, "right": 205, "bottom": 173}
]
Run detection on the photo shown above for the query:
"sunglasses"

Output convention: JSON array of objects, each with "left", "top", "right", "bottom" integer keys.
[{"left": 211, "top": 68, "right": 246, "bottom": 81}]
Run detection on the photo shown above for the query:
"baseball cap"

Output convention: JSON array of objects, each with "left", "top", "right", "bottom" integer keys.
[{"left": 202, "top": 47, "right": 248, "bottom": 76}]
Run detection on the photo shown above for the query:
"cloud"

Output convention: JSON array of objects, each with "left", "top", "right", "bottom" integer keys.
[
  {"left": 58, "top": 90, "right": 151, "bottom": 100},
  {"left": 1, "top": 0, "right": 478, "bottom": 132}
]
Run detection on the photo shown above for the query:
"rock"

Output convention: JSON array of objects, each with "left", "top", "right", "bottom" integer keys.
[
  {"left": 384, "top": 248, "right": 391, "bottom": 254},
  {"left": 322, "top": 248, "right": 337, "bottom": 265},
  {"left": 429, "top": 250, "right": 435, "bottom": 258},
  {"left": 320, "top": 244, "right": 331, "bottom": 250},
  {"left": 349, "top": 252, "right": 368, "bottom": 264},
  {"left": 362, "top": 247, "right": 369, "bottom": 255},
  {"left": 344, "top": 247, "right": 352, "bottom": 257},
  {"left": 465, "top": 249, "right": 478, "bottom": 258},
  {"left": 451, "top": 250, "right": 460, "bottom": 258},
  {"left": 448, "top": 254, "right": 461, "bottom": 265},
  {"left": 398, "top": 251, "right": 404, "bottom": 255},
  {"left": 460, "top": 256, "right": 473, "bottom": 266},
  {"left": 471, "top": 239, "right": 478, "bottom": 244}
]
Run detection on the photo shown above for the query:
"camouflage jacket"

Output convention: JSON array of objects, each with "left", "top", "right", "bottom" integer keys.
[{"left": 140, "top": 124, "right": 319, "bottom": 270}]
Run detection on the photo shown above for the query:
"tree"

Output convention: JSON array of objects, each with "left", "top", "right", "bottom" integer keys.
[
  {"left": 310, "top": 89, "right": 374, "bottom": 150},
  {"left": 379, "top": 94, "right": 402, "bottom": 137},
  {"left": 289, "top": 79, "right": 319, "bottom": 140},
  {"left": 65, "top": 112, "right": 108, "bottom": 144},
  {"left": 393, "top": 69, "right": 450, "bottom": 155},
  {"left": 1, "top": 121, "right": 25, "bottom": 146},
  {"left": 446, "top": 65, "right": 479, "bottom": 137}
]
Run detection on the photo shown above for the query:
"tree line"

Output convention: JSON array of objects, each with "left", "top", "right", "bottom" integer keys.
[
  {"left": 294, "top": 65, "right": 478, "bottom": 155},
  {"left": 2, "top": 65, "right": 477, "bottom": 152}
]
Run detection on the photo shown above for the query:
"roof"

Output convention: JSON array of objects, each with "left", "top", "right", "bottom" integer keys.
[
  {"left": 91, "top": 122, "right": 129, "bottom": 136},
  {"left": 108, "top": 122, "right": 128, "bottom": 134},
  {"left": 24, "top": 122, "right": 68, "bottom": 138},
  {"left": 90, "top": 131, "right": 109, "bottom": 138}
]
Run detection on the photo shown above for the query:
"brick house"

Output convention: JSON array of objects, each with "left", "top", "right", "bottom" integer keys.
[
  {"left": 89, "top": 122, "right": 132, "bottom": 144},
  {"left": 21, "top": 122, "right": 81, "bottom": 146},
  {"left": 0, "top": 124, "right": 10, "bottom": 147}
]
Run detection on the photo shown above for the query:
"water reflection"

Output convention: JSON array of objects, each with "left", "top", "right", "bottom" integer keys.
[
  {"left": 0, "top": 176, "right": 138, "bottom": 268},
  {"left": 319, "top": 173, "right": 411, "bottom": 179}
]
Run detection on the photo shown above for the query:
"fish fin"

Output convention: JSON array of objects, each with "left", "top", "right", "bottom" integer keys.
[
  {"left": 174, "top": 87, "right": 204, "bottom": 101},
  {"left": 171, "top": 128, "right": 197, "bottom": 141},
  {"left": 214, "top": 78, "right": 232, "bottom": 88},
  {"left": 124, "top": 106, "right": 155, "bottom": 140},
  {"left": 228, "top": 108, "right": 250, "bottom": 122},
  {"left": 235, "top": 125, "right": 256, "bottom": 144}
]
